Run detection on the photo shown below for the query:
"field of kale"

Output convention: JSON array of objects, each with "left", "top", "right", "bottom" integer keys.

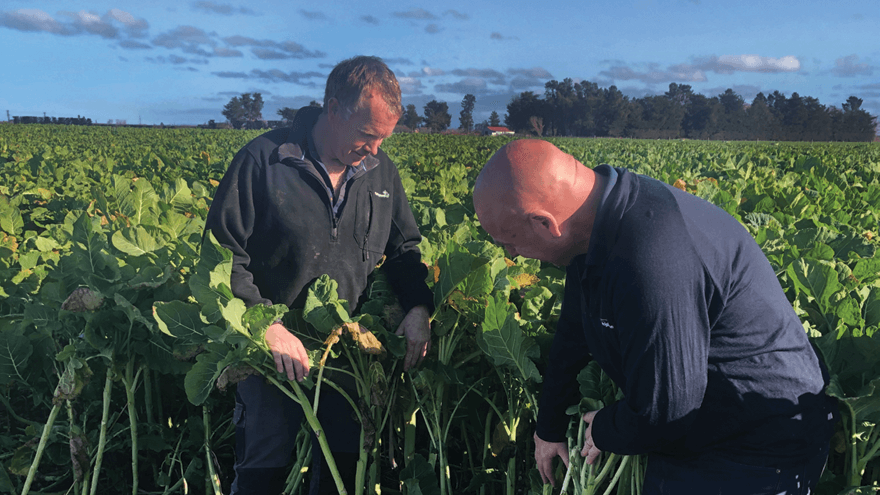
[{"left": 0, "top": 124, "right": 878, "bottom": 495}]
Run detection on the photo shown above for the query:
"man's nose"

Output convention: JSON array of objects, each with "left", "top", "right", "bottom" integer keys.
[{"left": 365, "top": 139, "right": 382, "bottom": 155}]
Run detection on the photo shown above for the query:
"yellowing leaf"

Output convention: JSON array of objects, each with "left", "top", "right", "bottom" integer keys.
[
  {"left": 343, "top": 322, "right": 385, "bottom": 355},
  {"left": 672, "top": 179, "right": 687, "bottom": 191},
  {"left": 512, "top": 273, "right": 539, "bottom": 288}
]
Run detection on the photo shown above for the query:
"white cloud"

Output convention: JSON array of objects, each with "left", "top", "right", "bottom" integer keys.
[
  {"left": 1, "top": 8, "right": 150, "bottom": 40},
  {"left": 508, "top": 67, "right": 553, "bottom": 79},
  {"left": 419, "top": 67, "right": 445, "bottom": 76},
  {"left": 715, "top": 55, "right": 800, "bottom": 72},
  {"left": 397, "top": 77, "right": 424, "bottom": 95}
]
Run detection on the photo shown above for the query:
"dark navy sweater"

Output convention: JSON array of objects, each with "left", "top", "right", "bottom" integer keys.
[
  {"left": 204, "top": 107, "right": 432, "bottom": 314},
  {"left": 536, "top": 165, "right": 837, "bottom": 467}
]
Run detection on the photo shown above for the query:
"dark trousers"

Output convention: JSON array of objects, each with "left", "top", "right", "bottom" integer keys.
[
  {"left": 230, "top": 375, "right": 361, "bottom": 495},
  {"left": 643, "top": 445, "right": 829, "bottom": 495}
]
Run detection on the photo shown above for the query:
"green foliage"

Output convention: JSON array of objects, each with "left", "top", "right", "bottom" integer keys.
[{"left": 1, "top": 125, "right": 879, "bottom": 494}]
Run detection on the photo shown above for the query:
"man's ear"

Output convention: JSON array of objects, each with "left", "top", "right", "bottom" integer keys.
[
  {"left": 327, "top": 97, "right": 341, "bottom": 120},
  {"left": 530, "top": 212, "right": 562, "bottom": 238}
]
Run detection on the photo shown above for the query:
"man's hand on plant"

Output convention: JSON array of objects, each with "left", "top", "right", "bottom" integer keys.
[
  {"left": 395, "top": 305, "right": 431, "bottom": 371},
  {"left": 265, "top": 322, "right": 310, "bottom": 382}
]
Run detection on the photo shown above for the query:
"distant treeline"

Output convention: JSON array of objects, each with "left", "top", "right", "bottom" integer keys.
[
  {"left": 505, "top": 81, "right": 878, "bottom": 142},
  {"left": 13, "top": 115, "right": 93, "bottom": 125}
]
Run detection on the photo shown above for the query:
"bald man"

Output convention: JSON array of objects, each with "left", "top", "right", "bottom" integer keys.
[{"left": 473, "top": 140, "right": 837, "bottom": 494}]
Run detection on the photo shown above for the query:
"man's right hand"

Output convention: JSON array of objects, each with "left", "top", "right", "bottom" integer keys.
[
  {"left": 534, "top": 432, "right": 569, "bottom": 487},
  {"left": 265, "top": 322, "right": 310, "bottom": 382}
]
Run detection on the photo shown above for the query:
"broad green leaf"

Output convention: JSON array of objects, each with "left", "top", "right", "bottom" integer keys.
[
  {"left": 118, "top": 176, "right": 159, "bottom": 226},
  {"left": 399, "top": 454, "right": 440, "bottom": 495},
  {"left": 853, "top": 259, "right": 880, "bottom": 284},
  {"left": 33, "top": 236, "right": 59, "bottom": 252},
  {"left": 162, "top": 178, "right": 194, "bottom": 213},
  {"left": 786, "top": 259, "right": 841, "bottom": 329},
  {"left": 114, "top": 294, "right": 155, "bottom": 331},
  {"left": 478, "top": 293, "right": 542, "bottom": 383},
  {"left": 111, "top": 226, "right": 163, "bottom": 257},
  {"left": 242, "top": 304, "right": 288, "bottom": 345},
  {"left": 184, "top": 343, "right": 234, "bottom": 405},
  {"left": 865, "top": 288, "right": 880, "bottom": 330},
  {"left": 433, "top": 242, "right": 490, "bottom": 316},
  {"left": 829, "top": 230, "right": 876, "bottom": 260},
  {"left": 805, "top": 242, "right": 835, "bottom": 261},
  {"left": 128, "top": 265, "right": 173, "bottom": 290},
  {"left": 220, "top": 298, "right": 248, "bottom": 334},
  {"left": 521, "top": 286, "right": 554, "bottom": 322},
  {"left": 18, "top": 251, "right": 40, "bottom": 270},
  {"left": 67, "top": 212, "right": 120, "bottom": 287},
  {"left": 826, "top": 375, "right": 880, "bottom": 424},
  {"left": 0, "top": 197, "right": 23, "bottom": 235},
  {"left": 191, "top": 231, "right": 234, "bottom": 323},
  {"left": 303, "top": 275, "right": 351, "bottom": 334},
  {"left": 458, "top": 262, "right": 494, "bottom": 300},
  {"left": 153, "top": 300, "right": 206, "bottom": 342},
  {"left": 0, "top": 329, "right": 32, "bottom": 385},
  {"left": 577, "top": 360, "right": 617, "bottom": 408}
]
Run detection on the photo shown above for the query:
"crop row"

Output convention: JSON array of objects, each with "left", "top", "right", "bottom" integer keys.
[{"left": 0, "top": 125, "right": 878, "bottom": 495}]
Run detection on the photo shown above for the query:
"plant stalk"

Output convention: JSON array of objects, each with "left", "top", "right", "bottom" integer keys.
[
  {"left": 20, "top": 403, "right": 60, "bottom": 495},
  {"left": 265, "top": 374, "right": 348, "bottom": 494},
  {"left": 89, "top": 365, "right": 114, "bottom": 495},
  {"left": 204, "top": 406, "right": 222, "bottom": 495},
  {"left": 123, "top": 359, "right": 139, "bottom": 495}
]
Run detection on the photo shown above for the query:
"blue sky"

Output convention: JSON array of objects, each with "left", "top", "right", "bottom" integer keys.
[{"left": 1, "top": 0, "right": 878, "bottom": 128}]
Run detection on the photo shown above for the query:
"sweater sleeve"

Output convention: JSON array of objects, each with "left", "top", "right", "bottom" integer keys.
[
  {"left": 379, "top": 160, "right": 434, "bottom": 314},
  {"left": 535, "top": 266, "right": 592, "bottom": 442},
  {"left": 204, "top": 148, "right": 273, "bottom": 308},
  {"left": 590, "top": 246, "right": 711, "bottom": 455}
]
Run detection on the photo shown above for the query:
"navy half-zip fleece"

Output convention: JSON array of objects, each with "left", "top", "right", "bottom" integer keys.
[
  {"left": 536, "top": 165, "right": 837, "bottom": 467},
  {"left": 204, "top": 106, "right": 433, "bottom": 316}
]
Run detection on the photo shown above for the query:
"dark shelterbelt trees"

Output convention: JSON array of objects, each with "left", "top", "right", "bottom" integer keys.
[{"left": 503, "top": 82, "right": 877, "bottom": 141}]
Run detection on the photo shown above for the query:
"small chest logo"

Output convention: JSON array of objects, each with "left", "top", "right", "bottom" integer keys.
[
  {"left": 374, "top": 190, "right": 390, "bottom": 198},
  {"left": 599, "top": 319, "right": 615, "bottom": 329}
]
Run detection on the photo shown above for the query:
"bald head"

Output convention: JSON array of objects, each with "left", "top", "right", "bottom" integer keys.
[
  {"left": 475, "top": 139, "right": 584, "bottom": 212},
  {"left": 473, "top": 139, "right": 602, "bottom": 265}
]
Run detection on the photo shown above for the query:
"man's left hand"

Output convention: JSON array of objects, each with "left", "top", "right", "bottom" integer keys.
[
  {"left": 580, "top": 410, "right": 602, "bottom": 465},
  {"left": 395, "top": 305, "right": 431, "bottom": 371}
]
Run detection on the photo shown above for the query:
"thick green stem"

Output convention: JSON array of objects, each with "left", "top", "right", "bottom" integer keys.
[
  {"left": 355, "top": 426, "right": 367, "bottom": 495},
  {"left": 66, "top": 400, "right": 81, "bottom": 495},
  {"left": 505, "top": 414, "right": 518, "bottom": 495},
  {"left": 404, "top": 405, "right": 418, "bottom": 465},
  {"left": 856, "top": 425, "right": 880, "bottom": 484},
  {"left": 601, "top": 455, "right": 630, "bottom": 495},
  {"left": 204, "top": 406, "right": 222, "bottom": 495},
  {"left": 285, "top": 429, "right": 312, "bottom": 494},
  {"left": 80, "top": 469, "right": 91, "bottom": 495},
  {"left": 266, "top": 374, "right": 347, "bottom": 494},
  {"left": 438, "top": 442, "right": 448, "bottom": 495},
  {"left": 89, "top": 366, "right": 114, "bottom": 495},
  {"left": 590, "top": 453, "right": 619, "bottom": 493},
  {"left": 505, "top": 456, "right": 516, "bottom": 495},
  {"left": 123, "top": 359, "right": 139, "bottom": 495},
  {"left": 20, "top": 403, "right": 60, "bottom": 495},
  {"left": 143, "top": 367, "right": 154, "bottom": 425},
  {"left": 848, "top": 406, "right": 861, "bottom": 486}
]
